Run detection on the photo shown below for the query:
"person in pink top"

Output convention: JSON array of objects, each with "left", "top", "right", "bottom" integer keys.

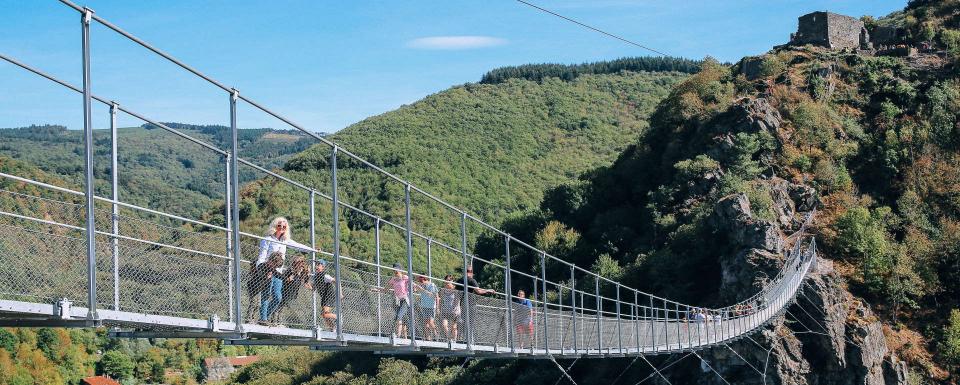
[{"left": 375, "top": 263, "right": 424, "bottom": 338}]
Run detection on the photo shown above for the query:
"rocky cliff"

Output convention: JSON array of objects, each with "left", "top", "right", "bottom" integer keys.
[{"left": 691, "top": 98, "right": 909, "bottom": 385}]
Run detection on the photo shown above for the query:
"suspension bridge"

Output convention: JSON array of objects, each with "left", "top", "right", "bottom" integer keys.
[{"left": 0, "top": 0, "right": 820, "bottom": 371}]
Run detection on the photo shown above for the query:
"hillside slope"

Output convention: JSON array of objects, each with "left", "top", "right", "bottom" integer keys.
[
  {"left": 236, "top": 70, "right": 688, "bottom": 273},
  {"left": 0, "top": 124, "right": 312, "bottom": 219}
]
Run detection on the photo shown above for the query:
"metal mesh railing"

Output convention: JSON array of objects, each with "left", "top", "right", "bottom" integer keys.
[{"left": 0, "top": 185, "right": 817, "bottom": 355}]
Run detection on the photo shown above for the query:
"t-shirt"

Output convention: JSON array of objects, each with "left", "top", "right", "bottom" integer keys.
[
  {"left": 419, "top": 282, "right": 438, "bottom": 309},
  {"left": 515, "top": 298, "right": 533, "bottom": 324},
  {"left": 313, "top": 273, "right": 334, "bottom": 286},
  {"left": 255, "top": 235, "right": 310, "bottom": 274},
  {"left": 466, "top": 276, "right": 483, "bottom": 294},
  {"left": 314, "top": 273, "right": 336, "bottom": 306},
  {"left": 440, "top": 287, "right": 459, "bottom": 313},
  {"left": 388, "top": 275, "right": 409, "bottom": 300},
  {"left": 694, "top": 312, "right": 706, "bottom": 323}
]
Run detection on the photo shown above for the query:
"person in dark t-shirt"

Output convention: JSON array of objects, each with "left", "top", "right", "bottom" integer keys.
[{"left": 464, "top": 268, "right": 491, "bottom": 295}]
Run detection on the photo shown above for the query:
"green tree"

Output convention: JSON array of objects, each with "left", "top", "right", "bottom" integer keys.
[
  {"left": 0, "top": 328, "right": 17, "bottom": 353},
  {"left": 375, "top": 358, "right": 418, "bottom": 385},
  {"left": 135, "top": 348, "right": 166, "bottom": 383},
  {"left": 759, "top": 54, "right": 786, "bottom": 78},
  {"left": 941, "top": 309, "right": 960, "bottom": 368},
  {"left": 35, "top": 328, "right": 61, "bottom": 361},
  {"left": 100, "top": 350, "right": 135, "bottom": 381},
  {"left": 591, "top": 254, "right": 624, "bottom": 282},
  {"left": 833, "top": 206, "right": 892, "bottom": 293},
  {"left": 534, "top": 221, "right": 580, "bottom": 257}
]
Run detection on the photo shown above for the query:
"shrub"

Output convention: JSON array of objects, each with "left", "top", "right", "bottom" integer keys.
[
  {"left": 591, "top": 254, "right": 624, "bottom": 282},
  {"left": 941, "top": 309, "right": 960, "bottom": 367},
  {"left": 745, "top": 183, "right": 777, "bottom": 222},
  {"left": 673, "top": 155, "right": 719, "bottom": 181},
  {"left": 833, "top": 206, "right": 892, "bottom": 292},
  {"left": 792, "top": 154, "right": 813, "bottom": 172},
  {"left": 938, "top": 29, "right": 960, "bottom": 55},
  {"left": 535, "top": 221, "right": 580, "bottom": 257},
  {"left": 0, "top": 329, "right": 16, "bottom": 353},
  {"left": 760, "top": 55, "right": 787, "bottom": 78},
  {"left": 375, "top": 358, "right": 419, "bottom": 385}
]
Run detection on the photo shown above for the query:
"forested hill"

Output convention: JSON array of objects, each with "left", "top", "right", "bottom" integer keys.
[
  {"left": 0, "top": 123, "right": 312, "bottom": 218},
  {"left": 237, "top": 70, "right": 688, "bottom": 274},
  {"left": 326, "top": 70, "right": 687, "bottom": 217}
]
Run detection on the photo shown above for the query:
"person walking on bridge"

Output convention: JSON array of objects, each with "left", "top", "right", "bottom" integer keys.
[
  {"left": 439, "top": 275, "right": 462, "bottom": 343},
  {"left": 255, "top": 216, "right": 310, "bottom": 326},
  {"left": 514, "top": 289, "right": 534, "bottom": 349},
  {"left": 272, "top": 255, "right": 311, "bottom": 325},
  {"left": 313, "top": 259, "right": 339, "bottom": 331},
  {"left": 459, "top": 267, "right": 491, "bottom": 342},
  {"left": 375, "top": 263, "right": 425, "bottom": 339},
  {"left": 416, "top": 275, "right": 440, "bottom": 341}
]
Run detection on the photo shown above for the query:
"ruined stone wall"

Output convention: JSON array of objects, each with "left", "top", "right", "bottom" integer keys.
[
  {"left": 872, "top": 26, "right": 906, "bottom": 46},
  {"left": 793, "top": 12, "right": 830, "bottom": 47},
  {"left": 826, "top": 13, "right": 864, "bottom": 49}
]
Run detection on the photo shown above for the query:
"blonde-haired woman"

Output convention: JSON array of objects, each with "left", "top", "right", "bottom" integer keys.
[{"left": 255, "top": 216, "right": 310, "bottom": 325}]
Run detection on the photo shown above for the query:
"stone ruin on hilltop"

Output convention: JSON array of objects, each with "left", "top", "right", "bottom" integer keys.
[
  {"left": 786, "top": 10, "right": 936, "bottom": 58},
  {"left": 790, "top": 11, "right": 868, "bottom": 50}
]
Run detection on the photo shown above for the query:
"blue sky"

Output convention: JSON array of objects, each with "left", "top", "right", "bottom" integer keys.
[{"left": 0, "top": 0, "right": 905, "bottom": 133}]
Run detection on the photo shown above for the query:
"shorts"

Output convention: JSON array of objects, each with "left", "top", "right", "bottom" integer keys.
[
  {"left": 394, "top": 298, "right": 410, "bottom": 323},
  {"left": 440, "top": 305, "right": 461, "bottom": 323},
  {"left": 515, "top": 322, "right": 533, "bottom": 333},
  {"left": 318, "top": 288, "right": 335, "bottom": 308},
  {"left": 417, "top": 306, "right": 436, "bottom": 321}
]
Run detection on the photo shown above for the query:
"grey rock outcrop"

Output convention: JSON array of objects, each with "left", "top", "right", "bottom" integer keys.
[
  {"left": 708, "top": 97, "right": 784, "bottom": 172},
  {"left": 713, "top": 97, "right": 783, "bottom": 136}
]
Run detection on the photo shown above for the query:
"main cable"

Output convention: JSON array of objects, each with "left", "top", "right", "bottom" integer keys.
[
  {"left": 692, "top": 351, "right": 733, "bottom": 385},
  {"left": 514, "top": 0, "right": 669, "bottom": 56}
]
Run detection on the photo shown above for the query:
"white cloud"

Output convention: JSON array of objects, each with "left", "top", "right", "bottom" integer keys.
[{"left": 406, "top": 36, "right": 507, "bottom": 50}]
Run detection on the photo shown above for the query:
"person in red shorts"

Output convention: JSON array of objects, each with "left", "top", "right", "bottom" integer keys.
[{"left": 514, "top": 289, "right": 534, "bottom": 349}]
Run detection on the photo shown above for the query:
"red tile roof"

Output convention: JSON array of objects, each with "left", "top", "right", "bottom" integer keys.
[
  {"left": 229, "top": 355, "right": 260, "bottom": 366},
  {"left": 203, "top": 355, "right": 260, "bottom": 368},
  {"left": 82, "top": 376, "right": 121, "bottom": 385}
]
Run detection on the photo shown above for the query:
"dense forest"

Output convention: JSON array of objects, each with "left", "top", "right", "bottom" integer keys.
[{"left": 480, "top": 56, "right": 702, "bottom": 84}]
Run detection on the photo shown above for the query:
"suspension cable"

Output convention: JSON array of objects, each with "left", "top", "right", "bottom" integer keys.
[
  {"left": 631, "top": 353, "right": 689, "bottom": 385},
  {"left": 550, "top": 356, "right": 579, "bottom": 385},
  {"left": 722, "top": 343, "right": 765, "bottom": 376},
  {"left": 637, "top": 354, "right": 673, "bottom": 385},
  {"left": 513, "top": 0, "right": 669, "bottom": 56},
  {"left": 552, "top": 358, "right": 580, "bottom": 385},
  {"left": 692, "top": 351, "right": 732, "bottom": 385},
  {"left": 610, "top": 356, "right": 640, "bottom": 385},
  {"left": 794, "top": 286, "right": 904, "bottom": 369}
]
